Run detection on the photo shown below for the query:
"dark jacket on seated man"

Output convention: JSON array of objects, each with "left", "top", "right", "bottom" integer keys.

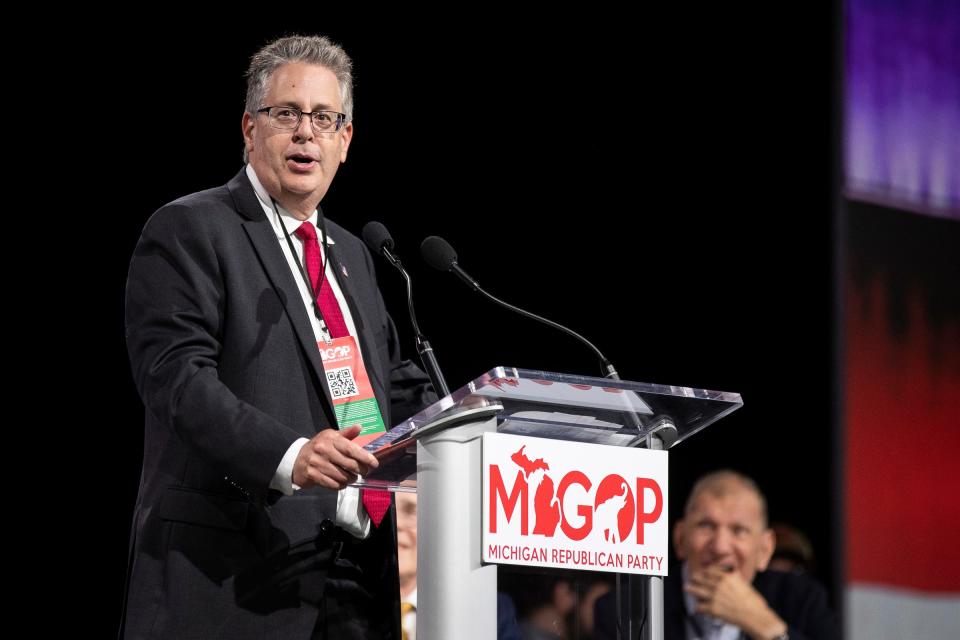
[
  {"left": 594, "top": 470, "right": 839, "bottom": 640},
  {"left": 594, "top": 567, "right": 839, "bottom": 640}
]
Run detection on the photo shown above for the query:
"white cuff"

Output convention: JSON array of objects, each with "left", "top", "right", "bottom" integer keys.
[
  {"left": 336, "top": 486, "right": 371, "bottom": 539},
  {"left": 269, "top": 437, "right": 310, "bottom": 495}
]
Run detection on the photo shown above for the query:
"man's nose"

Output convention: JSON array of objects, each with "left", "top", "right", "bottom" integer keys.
[
  {"left": 709, "top": 527, "right": 734, "bottom": 554},
  {"left": 293, "top": 113, "right": 314, "bottom": 140}
]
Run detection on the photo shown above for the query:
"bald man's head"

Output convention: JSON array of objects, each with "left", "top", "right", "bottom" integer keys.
[{"left": 674, "top": 470, "right": 774, "bottom": 583}]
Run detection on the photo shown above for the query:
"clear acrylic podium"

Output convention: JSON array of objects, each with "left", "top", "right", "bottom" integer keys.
[{"left": 352, "top": 367, "right": 743, "bottom": 640}]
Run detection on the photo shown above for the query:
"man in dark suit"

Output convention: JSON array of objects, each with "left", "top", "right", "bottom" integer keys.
[
  {"left": 594, "top": 471, "right": 838, "bottom": 640},
  {"left": 121, "top": 35, "right": 434, "bottom": 639}
]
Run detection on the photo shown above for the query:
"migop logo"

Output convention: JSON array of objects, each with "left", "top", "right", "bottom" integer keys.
[
  {"left": 319, "top": 345, "right": 352, "bottom": 360},
  {"left": 488, "top": 444, "right": 664, "bottom": 544}
]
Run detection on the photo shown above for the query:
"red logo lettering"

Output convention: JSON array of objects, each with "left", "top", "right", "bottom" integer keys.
[
  {"left": 634, "top": 478, "right": 663, "bottom": 545},
  {"left": 489, "top": 466, "right": 528, "bottom": 534},
  {"left": 487, "top": 445, "right": 664, "bottom": 546},
  {"left": 557, "top": 471, "right": 592, "bottom": 540}
]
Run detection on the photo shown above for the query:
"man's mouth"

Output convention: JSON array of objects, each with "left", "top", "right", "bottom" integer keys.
[
  {"left": 705, "top": 560, "right": 737, "bottom": 572},
  {"left": 287, "top": 153, "right": 318, "bottom": 170}
]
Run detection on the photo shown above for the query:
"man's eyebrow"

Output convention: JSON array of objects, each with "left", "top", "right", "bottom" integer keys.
[{"left": 270, "top": 100, "right": 336, "bottom": 110}]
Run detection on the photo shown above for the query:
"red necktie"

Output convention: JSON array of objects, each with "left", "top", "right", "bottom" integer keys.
[
  {"left": 294, "top": 221, "right": 392, "bottom": 527},
  {"left": 294, "top": 222, "right": 349, "bottom": 338}
]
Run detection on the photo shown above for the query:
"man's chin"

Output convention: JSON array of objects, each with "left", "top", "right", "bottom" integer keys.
[
  {"left": 280, "top": 177, "right": 321, "bottom": 193},
  {"left": 278, "top": 180, "right": 327, "bottom": 202}
]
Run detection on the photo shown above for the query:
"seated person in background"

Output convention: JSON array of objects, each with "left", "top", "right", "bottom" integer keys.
[
  {"left": 501, "top": 569, "right": 610, "bottom": 640},
  {"left": 396, "top": 491, "right": 521, "bottom": 640},
  {"left": 768, "top": 522, "right": 816, "bottom": 575},
  {"left": 397, "top": 492, "right": 418, "bottom": 640},
  {"left": 594, "top": 470, "right": 839, "bottom": 640},
  {"left": 575, "top": 576, "right": 613, "bottom": 640},
  {"left": 505, "top": 571, "right": 578, "bottom": 640}
]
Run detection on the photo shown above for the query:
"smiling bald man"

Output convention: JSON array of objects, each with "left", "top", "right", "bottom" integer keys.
[{"left": 594, "top": 470, "right": 839, "bottom": 640}]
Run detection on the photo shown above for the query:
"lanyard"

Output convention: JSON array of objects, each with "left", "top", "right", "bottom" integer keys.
[{"left": 271, "top": 197, "right": 335, "bottom": 343}]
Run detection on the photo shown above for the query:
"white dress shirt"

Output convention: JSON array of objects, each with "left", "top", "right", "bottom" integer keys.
[
  {"left": 682, "top": 563, "right": 741, "bottom": 640},
  {"left": 247, "top": 164, "right": 371, "bottom": 539}
]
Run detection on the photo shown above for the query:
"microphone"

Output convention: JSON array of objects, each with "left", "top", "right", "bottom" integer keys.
[
  {"left": 419, "top": 236, "right": 678, "bottom": 441},
  {"left": 420, "top": 235, "right": 619, "bottom": 380},
  {"left": 362, "top": 221, "right": 396, "bottom": 259},
  {"left": 422, "top": 235, "right": 672, "bottom": 640},
  {"left": 362, "top": 222, "right": 450, "bottom": 397}
]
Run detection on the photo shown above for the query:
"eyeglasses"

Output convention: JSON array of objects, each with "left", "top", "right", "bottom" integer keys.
[{"left": 256, "top": 106, "right": 347, "bottom": 133}]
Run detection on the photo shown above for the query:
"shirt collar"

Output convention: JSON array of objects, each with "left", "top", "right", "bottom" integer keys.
[
  {"left": 245, "top": 163, "right": 335, "bottom": 244},
  {"left": 682, "top": 563, "right": 740, "bottom": 639}
]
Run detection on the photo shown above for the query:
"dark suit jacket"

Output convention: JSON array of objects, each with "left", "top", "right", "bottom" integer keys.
[
  {"left": 121, "top": 168, "right": 434, "bottom": 639},
  {"left": 593, "top": 568, "right": 840, "bottom": 640}
]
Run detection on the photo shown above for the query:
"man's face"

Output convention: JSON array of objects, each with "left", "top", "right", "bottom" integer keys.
[
  {"left": 673, "top": 486, "right": 774, "bottom": 583},
  {"left": 242, "top": 62, "right": 353, "bottom": 210},
  {"left": 396, "top": 492, "right": 417, "bottom": 585}
]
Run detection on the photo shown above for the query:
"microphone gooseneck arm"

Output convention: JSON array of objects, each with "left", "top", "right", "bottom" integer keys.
[
  {"left": 390, "top": 248, "right": 450, "bottom": 397},
  {"left": 468, "top": 273, "right": 619, "bottom": 380},
  {"left": 363, "top": 223, "right": 450, "bottom": 397},
  {"left": 419, "top": 235, "right": 617, "bottom": 378}
]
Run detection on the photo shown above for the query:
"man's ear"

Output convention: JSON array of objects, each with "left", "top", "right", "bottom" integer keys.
[
  {"left": 673, "top": 519, "right": 687, "bottom": 560},
  {"left": 242, "top": 112, "right": 255, "bottom": 153},
  {"left": 338, "top": 121, "right": 353, "bottom": 163},
  {"left": 756, "top": 527, "right": 776, "bottom": 571}
]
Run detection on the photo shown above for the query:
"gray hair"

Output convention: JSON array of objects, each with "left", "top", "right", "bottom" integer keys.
[
  {"left": 684, "top": 469, "right": 769, "bottom": 527},
  {"left": 243, "top": 35, "right": 354, "bottom": 162}
]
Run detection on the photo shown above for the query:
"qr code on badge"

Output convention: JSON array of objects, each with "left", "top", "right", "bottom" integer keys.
[{"left": 326, "top": 366, "right": 360, "bottom": 399}]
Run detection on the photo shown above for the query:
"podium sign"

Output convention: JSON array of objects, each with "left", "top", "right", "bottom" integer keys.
[
  {"left": 351, "top": 368, "right": 740, "bottom": 639},
  {"left": 482, "top": 432, "right": 669, "bottom": 576}
]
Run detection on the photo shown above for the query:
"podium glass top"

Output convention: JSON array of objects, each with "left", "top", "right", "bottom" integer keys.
[{"left": 354, "top": 366, "right": 743, "bottom": 492}]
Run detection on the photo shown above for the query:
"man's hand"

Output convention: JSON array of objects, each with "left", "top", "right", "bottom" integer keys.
[
  {"left": 684, "top": 567, "right": 788, "bottom": 640},
  {"left": 292, "top": 425, "right": 379, "bottom": 490}
]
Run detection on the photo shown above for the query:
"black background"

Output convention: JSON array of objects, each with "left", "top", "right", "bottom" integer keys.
[{"left": 65, "top": 11, "right": 837, "bottom": 632}]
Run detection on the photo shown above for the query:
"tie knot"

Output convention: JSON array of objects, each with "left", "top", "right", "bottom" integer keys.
[{"left": 294, "top": 221, "right": 317, "bottom": 243}]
